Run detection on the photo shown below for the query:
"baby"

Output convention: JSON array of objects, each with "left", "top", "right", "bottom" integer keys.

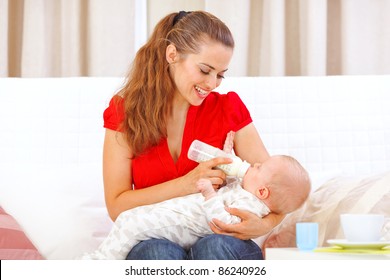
[{"left": 81, "top": 152, "right": 311, "bottom": 259}]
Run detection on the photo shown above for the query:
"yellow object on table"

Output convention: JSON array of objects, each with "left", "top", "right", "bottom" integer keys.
[{"left": 315, "top": 247, "right": 390, "bottom": 255}]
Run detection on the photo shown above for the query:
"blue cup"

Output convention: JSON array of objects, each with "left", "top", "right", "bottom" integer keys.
[{"left": 296, "top": 222, "right": 318, "bottom": 251}]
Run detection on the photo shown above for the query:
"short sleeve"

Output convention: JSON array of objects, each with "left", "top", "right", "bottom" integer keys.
[
  {"left": 103, "top": 96, "right": 124, "bottom": 131},
  {"left": 224, "top": 92, "right": 252, "bottom": 132}
]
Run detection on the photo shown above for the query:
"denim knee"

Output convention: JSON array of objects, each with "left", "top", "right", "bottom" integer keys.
[
  {"left": 126, "top": 239, "right": 187, "bottom": 260},
  {"left": 188, "top": 235, "right": 263, "bottom": 260}
]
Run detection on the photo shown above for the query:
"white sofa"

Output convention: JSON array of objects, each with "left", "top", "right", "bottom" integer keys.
[{"left": 1, "top": 76, "right": 389, "bottom": 259}]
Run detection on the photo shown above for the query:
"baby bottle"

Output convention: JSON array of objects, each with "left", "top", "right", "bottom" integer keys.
[{"left": 187, "top": 139, "right": 250, "bottom": 178}]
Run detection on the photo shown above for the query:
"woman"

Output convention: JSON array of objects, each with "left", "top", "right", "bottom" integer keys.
[{"left": 103, "top": 10, "right": 284, "bottom": 260}]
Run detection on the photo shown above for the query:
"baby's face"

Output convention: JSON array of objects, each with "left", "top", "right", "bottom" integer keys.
[
  {"left": 242, "top": 157, "right": 282, "bottom": 194},
  {"left": 243, "top": 162, "right": 269, "bottom": 194}
]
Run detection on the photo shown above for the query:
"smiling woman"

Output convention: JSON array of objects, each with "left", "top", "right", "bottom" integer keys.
[
  {"left": 167, "top": 40, "right": 233, "bottom": 106},
  {"left": 100, "top": 10, "right": 281, "bottom": 260},
  {"left": 118, "top": 11, "right": 235, "bottom": 158}
]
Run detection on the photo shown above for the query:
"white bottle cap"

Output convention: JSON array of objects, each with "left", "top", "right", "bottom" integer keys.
[{"left": 237, "top": 160, "right": 251, "bottom": 178}]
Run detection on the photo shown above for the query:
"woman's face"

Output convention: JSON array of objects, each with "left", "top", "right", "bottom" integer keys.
[{"left": 168, "top": 39, "right": 233, "bottom": 106}]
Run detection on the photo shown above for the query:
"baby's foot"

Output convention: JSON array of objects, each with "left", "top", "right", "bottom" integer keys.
[
  {"left": 196, "top": 178, "right": 217, "bottom": 200},
  {"left": 223, "top": 131, "right": 235, "bottom": 154}
]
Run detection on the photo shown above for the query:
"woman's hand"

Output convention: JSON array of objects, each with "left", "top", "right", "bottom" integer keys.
[
  {"left": 209, "top": 207, "right": 285, "bottom": 240},
  {"left": 183, "top": 157, "right": 232, "bottom": 193}
]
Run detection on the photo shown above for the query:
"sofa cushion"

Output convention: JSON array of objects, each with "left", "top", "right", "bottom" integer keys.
[
  {"left": 262, "top": 171, "right": 390, "bottom": 252},
  {"left": 0, "top": 164, "right": 113, "bottom": 259}
]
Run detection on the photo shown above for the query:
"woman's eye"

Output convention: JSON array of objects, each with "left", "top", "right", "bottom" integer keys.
[
  {"left": 200, "top": 66, "right": 225, "bottom": 79},
  {"left": 200, "top": 69, "right": 210, "bottom": 75}
]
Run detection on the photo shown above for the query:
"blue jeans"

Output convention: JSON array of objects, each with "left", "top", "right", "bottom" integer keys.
[{"left": 126, "top": 235, "right": 263, "bottom": 260}]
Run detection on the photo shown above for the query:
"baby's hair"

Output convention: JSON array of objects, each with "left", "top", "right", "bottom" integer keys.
[{"left": 267, "top": 155, "right": 311, "bottom": 214}]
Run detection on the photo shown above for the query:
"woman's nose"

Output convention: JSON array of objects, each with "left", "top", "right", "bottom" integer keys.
[{"left": 205, "top": 75, "right": 217, "bottom": 90}]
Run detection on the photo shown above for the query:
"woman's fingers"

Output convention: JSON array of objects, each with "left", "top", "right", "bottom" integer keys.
[
  {"left": 209, "top": 207, "right": 264, "bottom": 240},
  {"left": 206, "top": 156, "right": 233, "bottom": 167}
]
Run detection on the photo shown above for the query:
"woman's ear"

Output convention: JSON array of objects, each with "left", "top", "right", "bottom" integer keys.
[
  {"left": 256, "top": 186, "right": 270, "bottom": 200},
  {"left": 166, "top": 44, "right": 178, "bottom": 64}
]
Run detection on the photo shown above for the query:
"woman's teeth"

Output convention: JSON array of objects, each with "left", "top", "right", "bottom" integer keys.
[{"left": 195, "top": 86, "right": 207, "bottom": 96}]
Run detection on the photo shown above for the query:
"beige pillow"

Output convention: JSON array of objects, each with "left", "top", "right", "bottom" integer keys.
[{"left": 262, "top": 171, "right": 390, "bottom": 252}]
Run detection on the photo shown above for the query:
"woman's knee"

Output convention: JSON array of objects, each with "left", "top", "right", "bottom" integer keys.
[
  {"left": 189, "top": 235, "right": 263, "bottom": 260},
  {"left": 126, "top": 239, "right": 187, "bottom": 260}
]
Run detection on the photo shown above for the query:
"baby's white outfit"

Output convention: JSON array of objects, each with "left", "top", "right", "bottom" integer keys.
[{"left": 81, "top": 179, "right": 270, "bottom": 259}]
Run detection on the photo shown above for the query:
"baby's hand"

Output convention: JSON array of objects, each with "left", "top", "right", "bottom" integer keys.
[{"left": 196, "top": 178, "right": 217, "bottom": 200}]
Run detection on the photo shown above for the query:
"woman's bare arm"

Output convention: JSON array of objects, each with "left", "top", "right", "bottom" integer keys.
[{"left": 233, "top": 123, "right": 270, "bottom": 165}]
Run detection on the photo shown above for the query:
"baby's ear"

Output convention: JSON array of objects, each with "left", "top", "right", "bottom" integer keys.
[{"left": 256, "top": 186, "right": 270, "bottom": 200}]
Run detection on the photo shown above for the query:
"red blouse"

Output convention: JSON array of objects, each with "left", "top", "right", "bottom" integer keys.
[{"left": 103, "top": 91, "right": 252, "bottom": 190}]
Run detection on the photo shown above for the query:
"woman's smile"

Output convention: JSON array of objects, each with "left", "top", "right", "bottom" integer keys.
[{"left": 194, "top": 85, "right": 209, "bottom": 98}]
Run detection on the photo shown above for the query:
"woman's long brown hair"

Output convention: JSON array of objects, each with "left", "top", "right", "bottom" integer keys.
[{"left": 117, "top": 11, "right": 234, "bottom": 157}]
